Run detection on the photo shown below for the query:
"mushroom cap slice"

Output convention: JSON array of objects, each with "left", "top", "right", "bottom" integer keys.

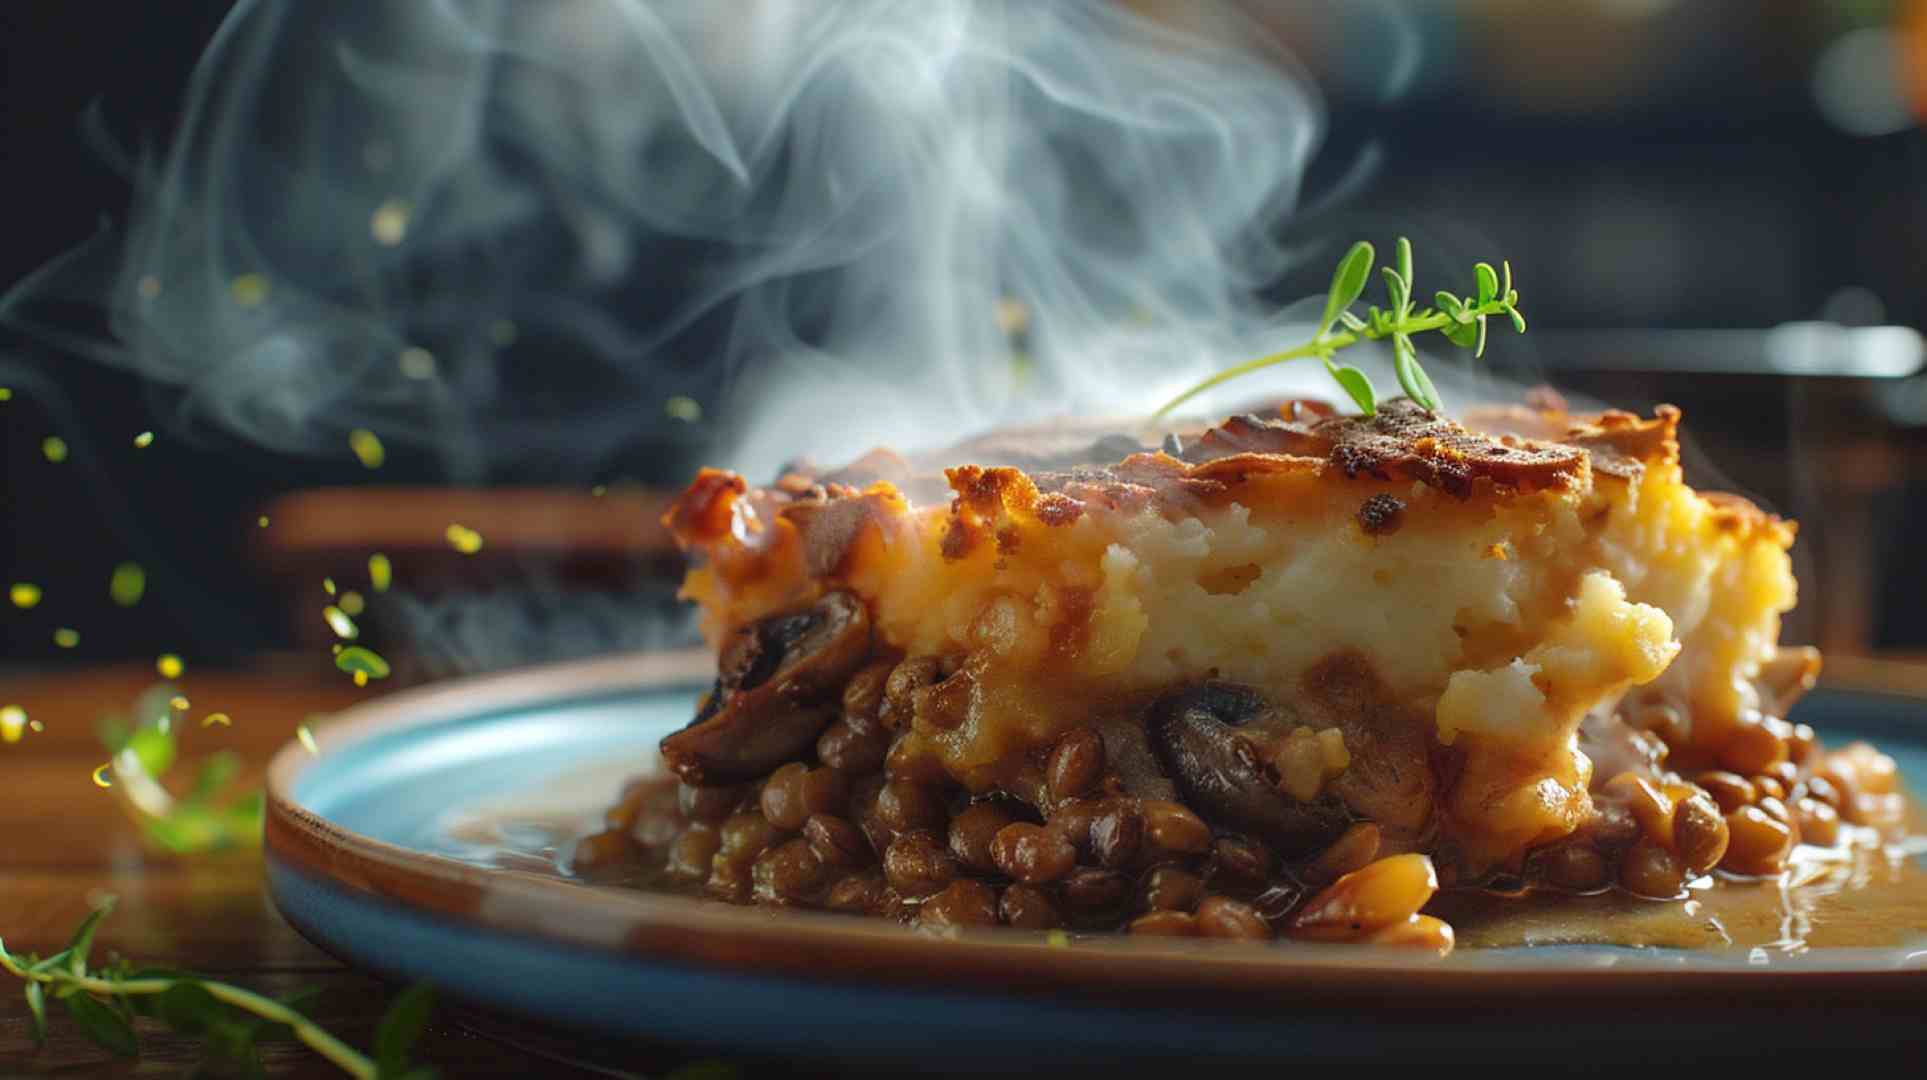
[
  {"left": 661, "top": 591, "right": 872, "bottom": 784},
  {"left": 1147, "top": 680, "right": 1350, "bottom": 857}
]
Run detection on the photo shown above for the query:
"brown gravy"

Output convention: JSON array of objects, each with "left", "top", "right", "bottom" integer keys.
[
  {"left": 1431, "top": 833, "right": 1927, "bottom": 954},
  {"left": 438, "top": 776, "right": 1927, "bottom": 956}
]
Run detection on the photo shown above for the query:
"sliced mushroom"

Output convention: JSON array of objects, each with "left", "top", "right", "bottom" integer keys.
[
  {"left": 661, "top": 591, "right": 872, "bottom": 784},
  {"left": 1146, "top": 681, "right": 1350, "bottom": 857}
]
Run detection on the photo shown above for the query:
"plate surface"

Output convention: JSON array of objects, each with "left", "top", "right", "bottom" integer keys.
[{"left": 265, "top": 653, "right": 1927, "bottom": 1064}]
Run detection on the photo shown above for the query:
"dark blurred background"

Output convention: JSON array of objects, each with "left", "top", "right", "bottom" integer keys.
[{"left": 3, "top": 0, "right": 1925, "bottom": 678}]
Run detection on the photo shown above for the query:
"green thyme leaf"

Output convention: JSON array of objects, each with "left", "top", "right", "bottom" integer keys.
[
  {"left": 27, "top": 948, "right": 74, "bottom": 976},
  {"left": 375, "top": 983, "right": 436, "bottom": 1077},
  {"left": 1328, "top": 363, "right": 1377, "bottom": 414},
  {"left": 184, "top": 751, "right": 241, "bottom": 806},
  {"left": 1318, "top": 241, "right": 1374, "bottom": 339},
  {"left": 1396, "top": 237, "right": 1414, "bottom": 303},
  {"left": 1379, "top": 267, "right": 1409, "bottom": 318},
  {"left": 66, "top": 990, "right": 139, "bottom": 1057},
  {"left": 1150, "top": 239, "right": 1527, "bottom": 422},
  {"left": 65, "top": 899, "right": 115, "bottom": 974},
  {"left": 124, "top": 724, "right": 177, "bottom": 778},
  {"left": 155, "top": 980, "right": 221, "bottom": 1034},
  {"left": 25, "top": 981, "right": 47, "bottom": 1045},
  {"left": 1396, "top": 346, "right": 1442, "bottom": 412},
  {"left": 1475, "top": 263, "right": 1499, "bottom": 306}
]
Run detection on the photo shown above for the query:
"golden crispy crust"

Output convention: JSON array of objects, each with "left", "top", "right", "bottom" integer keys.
[{"left": 663, "top": 396, "right": 1787, "bottom": 589}]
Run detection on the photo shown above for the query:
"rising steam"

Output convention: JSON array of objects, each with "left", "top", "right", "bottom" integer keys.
[{"left": 6, "top": 0, "right": 1332, "bottom": 482}]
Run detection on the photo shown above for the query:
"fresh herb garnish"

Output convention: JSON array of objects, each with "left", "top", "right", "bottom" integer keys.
[
  {"left": 1151, "top": 237, "right": 1526, "bottom": 421},
  {"left": 2, "top": 899, "right": 436, "bottom": 1077},
  {"left": 96, "top": 684, "right": 264, "bottom": 854}
]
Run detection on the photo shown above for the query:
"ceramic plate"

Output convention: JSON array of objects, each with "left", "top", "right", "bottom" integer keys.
[{"left": 265, "top": 653, "right": 1927, "bottom": 1065}]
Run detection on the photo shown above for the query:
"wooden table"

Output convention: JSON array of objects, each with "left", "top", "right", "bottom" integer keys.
[{"left": 0, "top": 658, "right": 746, "bottom": 1077}]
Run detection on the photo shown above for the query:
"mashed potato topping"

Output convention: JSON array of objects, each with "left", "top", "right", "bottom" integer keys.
[{"left": 665, "top": 399, "right": 1803, "bottom": 876}]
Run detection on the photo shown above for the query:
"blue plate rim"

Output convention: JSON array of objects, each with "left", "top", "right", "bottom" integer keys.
[{"left": 263, "top": 650, "right": 1927, "bottom": 1002}]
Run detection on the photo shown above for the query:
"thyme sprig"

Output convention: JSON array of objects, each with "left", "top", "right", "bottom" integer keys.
[
  {"left": 2, "top": 899, "right": 435, "bottom": 1078},
  {"left": 1151, "top": 237, "right": 1526, "bottom": 422}
]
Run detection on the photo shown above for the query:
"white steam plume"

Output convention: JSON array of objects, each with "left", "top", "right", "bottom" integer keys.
[{"left": 6, "top": 0, "right": 1328, "bottom": 482}]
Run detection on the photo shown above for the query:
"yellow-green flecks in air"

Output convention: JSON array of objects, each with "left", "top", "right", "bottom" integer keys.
[
  {"left": 369, "top": 553, "right": 392, "bottom": 592},
  {"left": 1, "top": 705, "right": 26, "bottom": 744},
  {"left": 370, "top": 199, "right": 409, "bottom": 246},
  {"left": 297, "top": 724, "right": 320, "bottom": 756},
  {"left": 398, "top": 347, "right": 436, "bottom": 379},
  {"left": 157, "top": 653, "right": 185, "bottom": 679},
  {"left": 664, "top": 396, "right": 702, "bottom": 422},
  {"left": 335, "top": 646, "right": 391, "bottom": 683},
  {"left": 10, "top": 583, "right": 42, "bottom": 609},
  {"left": 133, "top": 430, "right": 154, "bottom": 449},
  {"left": 0, "top": 387, "right": 12, "bottom": 401},
  {"left": 202, "top": 712, "right": 231, "bottom": 727},
  {"left": 41, "top": 437, "right": 67, "bottom": 463},
  {"left": 323, "top": 605, "right": 359, "bottom": 640},
  {"left": 339, "top": 590, "right": 365, "bottom": 616},
  {"left": 445, "top": 524, "right": 483, "bottom": 555},
  {"left": 53, "top": 628, "right": 79, "bottom": 648},
  {"left": 230, "top": 274, "right": 269, "bottom": 307},
  {"left": 91, "top": 762, "right": 113, "bottom": 787},
  {"left": 258, "top": 515, "right": 271, "bottom": 528},
  {"left": 323, "top": 577, "right": 337, "bottom": 596},
  {"left": 349, "top": 429, "right": 385, "bottom": 469},
  {"left": 110, "top": 562, "right": 146, "bottom": 607}
]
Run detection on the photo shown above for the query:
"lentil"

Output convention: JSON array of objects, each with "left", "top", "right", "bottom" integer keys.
[
  {"left": 998, "top": 883, "right": 1063, "bottom": 930},
  {"left": 804, "top": 813, "right": 872, "bottom": 867},
  {"left": 1722, "top": 805, "right": 1794, "bottom": 876},
  {"left": 1671, "top": 792, "right": 1730, "bottom": 873},
  {"left": 1047, "top": 728, "right": 1105, "bottom": 804},
  {"left": 948, "top": 802, "right": 1018, "bottom": 873},
  {"left": 1140, "top": 799, "right": 1212, "bottom": 856},
  {"left": 753, "top": 838, "right": 830, "bottom": 903},
  {"left": 667, "top": 825, "right": 722, "bottom": 879},
  {"left": 918, "top": 880, "right": 999, "bottom": 929},
  {"left": 1540, "top": 843, "right": 1611, "bottom": 892},
  {"left": 825, "top": 872, "right": 889, "bottom": 915},
  {"left": 1087, "top": 803, "right": 1144, "bottom": 869},
  {"left": 1128, "top": 911, "right": 1201, "bottom": 937},
  {"left": 1794, "top": 797, "right": 1841, "bottom": 847},
  {"left": 1306, "top": 822, "right": 1381, "bottom": 883},
  {"left": 991, "top": 823, "right": 1077, "bottom": 885},
  {"left": 817, "top": 718, "right": 889, "bottom": 773},
  {"left": 1693, "top": 771, "right": 1755, "bottom": 814},
  {"left": 873, "top": 779, "right": 948, "bottom": 838},
  {"left": 1619, "top": 838, "right": 1685, "bottom": 898},
  {"left": 883, "top": 830, "right": 957, "bottom": 897},
  {"left": 1140, "top": 866, "right": 1207, "bottom": 913},
  {"left": 1207, "top": 836, "right": 1274, "bottom": 894},
  {"left": 1195, "top": 896, "right": 1272, "bottom": 940},
  {"left": 680, "top": 782, "right": 745, "bottom": 823}
]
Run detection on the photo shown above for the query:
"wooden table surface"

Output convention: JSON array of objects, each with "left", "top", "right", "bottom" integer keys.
[{"left": 0, "top": 658, "right": 766, "bottom": 1078}]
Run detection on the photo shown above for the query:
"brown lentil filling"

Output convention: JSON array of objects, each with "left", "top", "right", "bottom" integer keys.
[{"left": 577, "top": 596, "right": 1907, "bottom": 957}]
